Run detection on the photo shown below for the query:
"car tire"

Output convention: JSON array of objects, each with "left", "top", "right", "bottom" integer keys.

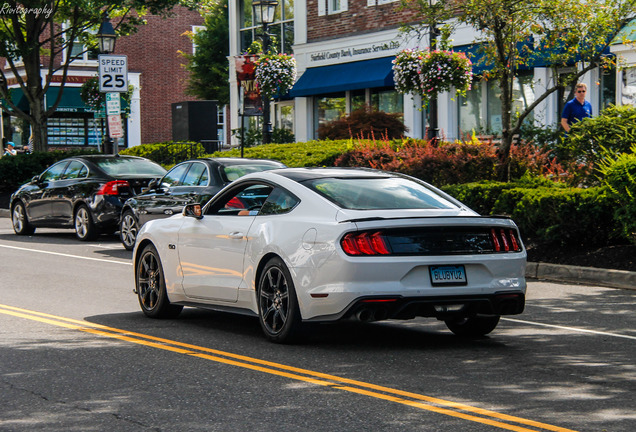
[
  {"left": 445, "top": 315, "right": 500, "bottom": 337},
  {"left": 11, "top": 201, "right": 35, "bottom": 235},
  {"left": 74, "top": 204, "right": 97, "bottom": 241},
  {"left": 136, "top": 244, "right": 183, "bottom": 319},
  {"left": 257, "top": 257, "right": 303, "bottom": 343},
  {"left": 120, "top": 210, "right": 139, "bottom": 251}
]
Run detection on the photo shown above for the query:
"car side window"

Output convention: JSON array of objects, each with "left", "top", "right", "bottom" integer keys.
[
  {"left": 63, "top": 161, "right": 88, "bottom": 179},
  {"left": 40, "top": 161, "right": 68, "bottom": 182},
  {"left": 181, "top": 162, "right": 209, "bottom": 187},
  {"left": 259, "top": 188, "right": 299, "bottom": 215},
  {"left": 206, "top": 183, "right": 274, "bottom": 216},
  {"left": 161, "top": 163, "right": 189, "bottom": 189}
]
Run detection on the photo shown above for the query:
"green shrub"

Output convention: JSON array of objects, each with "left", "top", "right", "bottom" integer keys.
[
  {"left": 563, "top": 104, "right": 636, "bottom": 166},
  {"left": 119, "top": 141, "right": 205, "bottom": 165},
  {"left": 442, "top": 181, "right": 618, "bottom": 246},
  {"left": 333, "top": 139, "right": 581, "bottom": 186},
  {"left": 597, "top": 147, "right": 636, "bottom": 243},
  {"left": 317, "top": 106, "right": 407, "bottom": 140},
  {"left": 209, "top": 139, "right": 357, "bottom": 167},
  {"left": 0, "top": 149, "right": 100, "bottom": 193}
]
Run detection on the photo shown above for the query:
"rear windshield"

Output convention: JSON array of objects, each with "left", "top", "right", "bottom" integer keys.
[
  {"left": 302, "top": 177, "right": 458, "bottom": 210},
  {"left": 222, "top": 163, "right": 282, "bottom": 182},
  {"left": 93, "top": 158, "right": 167, "bottom": 176}
]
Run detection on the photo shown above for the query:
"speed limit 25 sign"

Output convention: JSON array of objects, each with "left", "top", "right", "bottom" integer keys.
[{"left": 98, "top": 54, "right": 128, "bottom": 93}]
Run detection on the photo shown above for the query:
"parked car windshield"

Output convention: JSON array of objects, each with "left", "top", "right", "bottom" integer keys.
[
  {"left": 302, "top": 177, "right": 458, "bottom": 210},
  {"left": 222, "top": 163, "right": 282, "bottom": 182},
  {"left": 94, "top": 158, "right": 167, "bottom": 176}
]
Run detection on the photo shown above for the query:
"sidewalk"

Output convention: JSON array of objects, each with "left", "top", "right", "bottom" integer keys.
[{"left": 0, "top": 207, "right": 634, "bottom": 290}]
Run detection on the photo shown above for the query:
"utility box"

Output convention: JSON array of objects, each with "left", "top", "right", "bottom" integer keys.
[{"left": 171, "top": 101, "right": 218, "bottom": 142}]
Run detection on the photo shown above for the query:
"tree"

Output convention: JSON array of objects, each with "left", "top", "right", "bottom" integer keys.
[
  {"left": 401, "top": 0, "right": 636, "bottom": 178},
  {"left": 182, "top": 0, "right": 229, "bottom": 105},
  {"left": 0, "top": 0, "right": 187, "bottom": 152}
]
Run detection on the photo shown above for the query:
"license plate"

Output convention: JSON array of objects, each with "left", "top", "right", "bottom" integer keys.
[{"left": 429, "top": 265, "right": 467, "bottom": 286}]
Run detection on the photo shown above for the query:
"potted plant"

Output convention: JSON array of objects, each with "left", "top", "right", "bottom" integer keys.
[
  {"left": 254, "top": 53, "right": 297, "bottom": 98},
  {"left": 393, "top": 48, "right": 472, "bottom": 106}
]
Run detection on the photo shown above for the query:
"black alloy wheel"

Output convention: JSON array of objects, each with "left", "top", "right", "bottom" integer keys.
[
  {"left": 136, "top": 244, "right": 183, "bottom": 318},
  {"left": 74, "top": 204, "right": 97, "bottom": 241},
  {"left": 120, "top": 210, "right": 139, "bottom": 251},
  {"left": 257, "top": 257, "right": 303, "bottom": 343},
  {"left": 445, "top": 315, "right": 500, "bottom": 337},
  {"left": 11, "top": 201, "right": 35, "bottom": 235}
]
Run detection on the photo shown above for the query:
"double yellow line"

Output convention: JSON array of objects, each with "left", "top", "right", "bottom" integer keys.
[{"left": 0, "top": 303, "right": 577, "bottom": 432}]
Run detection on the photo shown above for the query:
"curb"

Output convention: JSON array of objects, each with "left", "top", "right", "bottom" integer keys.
[
  {"left": 0, "top": 207, "right": 634, "bottom": 290},
  {"left": 526, "top": 262, "right": 636, "bottom": 291}
]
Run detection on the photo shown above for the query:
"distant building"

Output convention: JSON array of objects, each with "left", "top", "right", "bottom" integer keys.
[
  {"left": 229, "top": 1, "right": 627, "bottom": 144},
  {"left": 1, "top": 6, "right": 224, "bottom": 150}
]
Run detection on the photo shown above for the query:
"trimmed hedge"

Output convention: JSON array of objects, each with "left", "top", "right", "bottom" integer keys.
[
  {"left": 120, "top": 141, "right": 206, "bottom": 165},
  {"left": 208, "top": 139, "right": 357, "bottom": 167},
  {"left": 0, "top": 150, "right": 100, "bottom": 193},
  {"left": 442, "top": 181, "right": 619, "bottom": 246}
]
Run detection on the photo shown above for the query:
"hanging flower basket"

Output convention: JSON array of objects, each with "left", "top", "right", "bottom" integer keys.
[
  {"left": 254, "top": 53, "right": 297, "bottom": 99},
  {"left": 393, "top": 48, "right": 473, "bottom": 106}
]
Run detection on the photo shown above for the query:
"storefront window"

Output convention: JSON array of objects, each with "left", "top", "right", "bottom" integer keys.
[
  {"left": 371, "top": 88, "right": 403, "bottom": 118},
  {"left": 47, "top": 115, "right": 109, "bottom": 147},
  {"left": 351, "top": 89, "right": 366, "bottom": 112},
  {"left": 315, "top": 93, "right": 345, "bottom": 132},
  {"left": 601, "top": 65, "right": 616, "bottom": 109},
  {"left": 276, "top": 103, "right": 294, "bottom": 131},
  {"left": 458, "top": 79, "right": 483, "bottom": 136},
  {"left": 486, "top": 71, "right": 534, "bottom": 134},
  {"left": 240, "top": 0, "right": 294, "bottom": 54}
]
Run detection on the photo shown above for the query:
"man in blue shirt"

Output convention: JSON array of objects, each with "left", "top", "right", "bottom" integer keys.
[{"left": 561, "top": 83, "right": 592, "bottom": 132}]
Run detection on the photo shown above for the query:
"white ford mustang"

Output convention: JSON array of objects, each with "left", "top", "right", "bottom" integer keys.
[{"left": 133, "top": 168, "right": 527, "bottom": 343}]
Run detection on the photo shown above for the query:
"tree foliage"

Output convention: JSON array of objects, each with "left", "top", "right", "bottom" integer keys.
[
  {"left": 401, "top": 0, "right": 636, "bottom": 178},
  {"left": 182, "top": 0, "right": 229, "bottom": 105},
  {"left": 0, "top": 0, "right": 186, "bottom": 152}
]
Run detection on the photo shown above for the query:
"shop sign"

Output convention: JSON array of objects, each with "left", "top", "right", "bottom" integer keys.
[{"left": 308, "top": 41, "right": 401, "bottom": 65}]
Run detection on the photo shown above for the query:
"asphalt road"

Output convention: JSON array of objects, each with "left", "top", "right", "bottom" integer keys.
[{"left": 0, "top": 219, "right": 634, "bottom": 432}]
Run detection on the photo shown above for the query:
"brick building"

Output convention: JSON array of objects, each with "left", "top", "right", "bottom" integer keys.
[
  {"left": 229, "top": 1, "right": 623, "bottom": 144},
  {"left": 2, "top": 6, "right": 208, "bottom": 150}
]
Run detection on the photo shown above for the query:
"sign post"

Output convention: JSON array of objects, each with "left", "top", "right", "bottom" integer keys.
[{"left": 98, "top": 55, "right": 128, "bottom": 154}]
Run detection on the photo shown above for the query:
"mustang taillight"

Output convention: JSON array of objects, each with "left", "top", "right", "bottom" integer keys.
[
  {"left": 490, "top": 228, "right": 522, "bottom": 252},
  {"left": 341, "top": 231, "right": 391, "bottom": 256},
  {"left": 96, "top": 180, "right": 130, "bottom": 196}
]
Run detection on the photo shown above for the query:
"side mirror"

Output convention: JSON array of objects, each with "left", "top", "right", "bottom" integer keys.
[
  {"left": 147, "top": 178, "right": 159, "bottom": 190},
  {"left": 32, "top": 175, "right": 40, "bottom": 183},
  {"left": 183, "top": 203, "right": 203, "bottom": 219}
]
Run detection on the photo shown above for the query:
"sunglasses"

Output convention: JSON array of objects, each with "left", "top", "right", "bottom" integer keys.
[{"left": 576, "top": 90, "right": 586, "bottom": 93}]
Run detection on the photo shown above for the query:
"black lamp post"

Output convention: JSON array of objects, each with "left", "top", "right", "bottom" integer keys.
[
  {"left": 253, "top": 0, "right": 278, "bottom": 144},
  {"left": 96, "top": 14, "right": 117, "bottom": 54},
  {"left": 96, "top": 13, "right": 117, "bottom": 154},
  {"left": 427, "top": 0, "right": 440, "bottom": 143}
]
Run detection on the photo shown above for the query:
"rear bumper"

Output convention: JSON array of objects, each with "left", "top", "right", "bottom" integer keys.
[
  {"left": 91, "top": 196, "right": 125, "bottom": 228},
  {"left": 305, "top": 291, "right": 525, "bottom": 323}
]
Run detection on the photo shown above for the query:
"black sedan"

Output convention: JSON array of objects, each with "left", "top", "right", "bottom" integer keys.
[
  {"left": 119, "top": 157, "right": 286, "bottom": 250},
  {"left": 10, "top": 155, "right": 167, "bottom": 241}
]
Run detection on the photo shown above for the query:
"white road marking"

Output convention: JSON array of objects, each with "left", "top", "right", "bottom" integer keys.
[
  {"left": 503, "top": 317, "right": 636, "bottom": 340},
  {"left": 0, "top": 243, "right": 132, "bottom": 266}
]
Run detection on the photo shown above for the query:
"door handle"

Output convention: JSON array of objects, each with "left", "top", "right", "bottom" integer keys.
[{"left": 229, "top": 232, "right": 244, "bottom": 239}]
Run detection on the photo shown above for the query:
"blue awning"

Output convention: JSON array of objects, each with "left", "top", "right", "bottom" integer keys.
[{"left": 290, "top": 56, "right": 395, "bottom": 97}]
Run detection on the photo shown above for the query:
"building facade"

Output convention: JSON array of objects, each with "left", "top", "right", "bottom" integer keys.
[
  {"left": 2, "top": 6, "right": 207, "bottom": 150},
  {"left": 229, "top": 1, "right": 627, "bottom": 145}
]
